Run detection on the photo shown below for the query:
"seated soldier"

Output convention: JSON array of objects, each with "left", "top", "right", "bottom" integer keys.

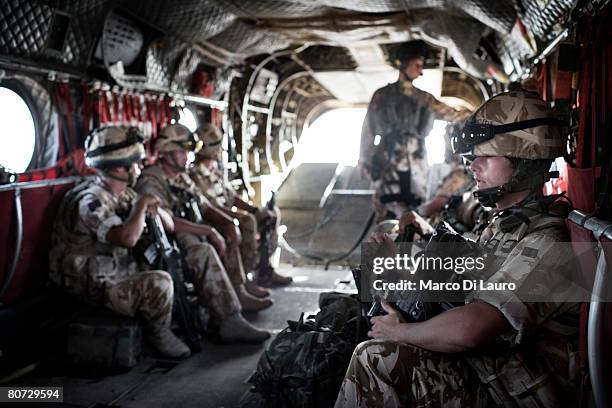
[
  {"left": 135, "top": 124, "right": 273, "bottom": 317},
  {"left": 189, "top": 124, "right": 292, "bottom": 286},
  {"left": 336, "top": 90, "right": 578, "bottom": 407},
  {"left": 49, "top": 127, "right": 191, "bottom": 359}
]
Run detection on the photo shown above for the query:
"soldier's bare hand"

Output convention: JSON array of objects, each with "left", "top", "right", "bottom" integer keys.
[
  {"left": 208, "top": 228, "right": 227, "bottom": 258},
  {"left": 222, "top": 222, "right": 241, "bottom": 246},
  {"left": 368, "top": 300, "right": 406, "bottom": 342},
  {"left": 399, "top": 210, "right": 433, "bottom": 236},
  {"left": 136, "top": 193, "right": 161, "bottom": 214}
]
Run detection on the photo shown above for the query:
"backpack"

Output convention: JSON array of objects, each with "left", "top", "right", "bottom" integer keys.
[
  {"left": 314, "top": 291, "right": 368, "bottom": 345},
  {"left": 250, "top": 314, "right": 353, "bottom": 408}
]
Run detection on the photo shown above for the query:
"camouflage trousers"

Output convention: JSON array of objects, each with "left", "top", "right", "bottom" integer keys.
[
  {"left": 374, "top": 148, "right": 428, "bottom": 223},
  {"left": 103, "top": 270, "right": 173, "bottom": 332},
  {"left": 335, "top": 340, "right": 490, "bottom": 408},
  {"left": 234, "top": 206, "right": 281, "bottom": 275},
  {"left": 184, "top": 242, "right": 241, "bottom": 319},
  {"left": 234, "top": 210, "right": 258, "bottom": 274}
]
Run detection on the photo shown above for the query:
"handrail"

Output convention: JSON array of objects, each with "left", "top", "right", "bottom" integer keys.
[
  {"left": 588, "top": 251, "right": 609, "bottom": 408},
  {"left": 0, "top": 188, "right": 23, "bottom": 300},
  {"left": 0, "top": 175, "right": 82, "bottom": 192}
]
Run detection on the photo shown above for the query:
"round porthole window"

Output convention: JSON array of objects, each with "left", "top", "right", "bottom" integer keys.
[{"left": 0, "top": 86, "right": 36, "bottom": 173}]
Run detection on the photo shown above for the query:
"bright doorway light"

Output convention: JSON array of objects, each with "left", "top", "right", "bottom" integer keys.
[
  {"left": 178, "top": 107, "right": 198, "bottom": 132},
  {"left": 294, "top": 108, "right": 366, "bottom": 167},
  {"left": 0, "top": 87, "right": 36, "bottom": 172},
  {"left": 425, "top": 120, "right": 449, "bottom": 165}
]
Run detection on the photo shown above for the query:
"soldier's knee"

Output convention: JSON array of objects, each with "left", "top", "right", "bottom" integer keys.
[
  {"left": 141, "top": 270, "right": 173, "bottom": 293},
  {"left": 353, "top": 339, "right": 396, "bottom": 362}
]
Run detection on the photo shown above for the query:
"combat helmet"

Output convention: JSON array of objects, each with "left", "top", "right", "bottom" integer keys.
[
  {"left": 194, "top": 123, "right": 223, "bottom": 160},
  {"left": 452, "top": 90, "right": 566, "bottom": 206},
  {"left": 156, "top": 123, "right": 202, "bottom": 153},
  {"left": 85, "top": 126, "right": 146, "bottom": 170}
]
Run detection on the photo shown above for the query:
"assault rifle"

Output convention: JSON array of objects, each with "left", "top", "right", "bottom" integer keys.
[
  {"left": 367, "top": 222, "right": 477, "bottom": 322},
  {"left": 168, "top": 185, "right": 203, "bottom": 224},
  {"left": 145, "top": 214, "right": 203, "bottom": 352},
  {"left": 257, "top": 192, "right": 276, "bottom": 280}
]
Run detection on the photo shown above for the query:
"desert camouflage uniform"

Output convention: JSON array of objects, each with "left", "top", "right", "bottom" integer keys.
[
  {"left": 363, "top": 80, "right": 470, "bottom": 222},
  {"left": 135, "top": 165, "right": 241, "bottom": 319},
  {"left": 49, "top": 177, "right": 173, "bottom": 331},
  {"left": 189, "top": 163, "right": 280, "bottom": 272},
  {"left": 336, "top": 200, "right": 579, "bottom": 407}
]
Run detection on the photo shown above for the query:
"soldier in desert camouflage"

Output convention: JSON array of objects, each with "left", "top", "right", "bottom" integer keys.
[
  {"left": 189, "top": 123, "right": 292, "bottom": 286},
  {"left": 336, "top": 90, "right": 578, "bottom": 407},
  {"left": 359, "top": 40, "right": 470, "bottom": 222},
  {"left": 49, "top": 126, "right": 191, "bottom": 358},
  {"left": 135, "top": 124, "right": 274, "bottom": 319}
]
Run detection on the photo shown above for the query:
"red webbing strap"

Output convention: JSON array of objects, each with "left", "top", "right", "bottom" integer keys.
[
  {"left": 536, "top": 61, "right": 547, "bottom": 101},
  {"left": 211, "top": 108, "right": 223, "bottom": 128},
  {"left": 158, "top": 96, "right": 167, "bottom": 128},
  {"left": 56, "top": 108, "right": 64, "bottom": 160},
  {"left": 133, "top": 94, "right": 141, "bottom": 129},
  {"left": 82, "top": 84, "right": 92, "bottom": 136},
  {"left": 56, "top": 83, "right": 76, "bottom": 151},
  {"left": 112, "top": 89, "right": 120, "bottom": 126},
  {"left": 124, "top": 93, "right": 133, "bottom": 126},
  {"left": 99, "top": 90, "right": 111, "bottom": 125},
  {"left": 166, "top": 97, "right": 173, "bottom": 125}
]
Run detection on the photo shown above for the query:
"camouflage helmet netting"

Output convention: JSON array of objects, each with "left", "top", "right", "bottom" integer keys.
[
  {"left": 470, "top": 90, "right": 565, "bottom": 160},
  {"left": 84, "top": 126, "right": 145, "bottom": 169},
  {"left": 195, "top": 124, "right": 223, "bottom": 159}
]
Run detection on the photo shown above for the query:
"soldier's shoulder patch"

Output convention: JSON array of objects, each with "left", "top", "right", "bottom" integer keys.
[
  {"left": 521, "top": 247, "right": 539, "bottom": 259},
  {"left": 87, "top": 199, "right": 102, "bottom": 211}
]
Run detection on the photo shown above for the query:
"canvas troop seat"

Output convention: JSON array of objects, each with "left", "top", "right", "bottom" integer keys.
[{"left": 565, "top": 210, "right": 612, "bottom": 408}]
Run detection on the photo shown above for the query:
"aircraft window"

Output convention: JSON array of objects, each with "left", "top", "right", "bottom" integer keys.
[
  {"left": 178, "top": 106, "right": 198, "bottom": 132},
  {"left": 294, "top": 108, "right": 366, "bottom": 166},
  {"left": 0, "top": 86, "right": 36, "bottom": 173},
  {"left": 425, "top": 120, "right": 449, "bottom": 165}
]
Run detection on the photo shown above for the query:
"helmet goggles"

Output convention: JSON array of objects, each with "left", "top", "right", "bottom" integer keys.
[
  {"left": 167, "top": 132, "right": 203, "bottom": 153},
  {"left": 451, "top": 117, "right": 565, "bottom": 156}
]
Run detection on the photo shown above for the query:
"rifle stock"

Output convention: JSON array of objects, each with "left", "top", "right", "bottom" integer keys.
[
  {"left": 146, "top": 214, "right": 202, "bottom": 352},
  {"left": 257, "top": 192, "right": 276, "bottom": 278}
]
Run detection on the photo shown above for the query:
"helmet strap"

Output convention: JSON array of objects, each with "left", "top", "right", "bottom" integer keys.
[{"left": 473, "top": 159, "right": 557, "bottom": 207}]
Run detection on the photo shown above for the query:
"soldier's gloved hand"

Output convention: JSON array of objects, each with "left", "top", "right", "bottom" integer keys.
[
  {"left": 136, "top": 193, "right": 161, "bottom": 215},
  {"left": 368, "top": 299, "right": 406, "bottom": 342},
  {"left": 207, "top": 228, "right": 227, "bottom": 258}
]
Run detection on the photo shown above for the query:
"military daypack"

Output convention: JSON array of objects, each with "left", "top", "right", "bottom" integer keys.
[{"left": 250, "top": 291, "right": 367, "bottom": 408}]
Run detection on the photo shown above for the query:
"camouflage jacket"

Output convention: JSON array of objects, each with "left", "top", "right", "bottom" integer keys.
[
  {"left": 189, "top": 163, "right": 235, "bottom": 209},
  {"left": 135, "top": 165, "right": 211, "bottom": 249},
  {"left": 49, "top": 177, "right": 138, "bottom": 303},
  {"left": 359, "top": 76, "right": 463, "bottom": 167},
  {"left": 465, "top": 199, "right": 579, "bottom": 406}
]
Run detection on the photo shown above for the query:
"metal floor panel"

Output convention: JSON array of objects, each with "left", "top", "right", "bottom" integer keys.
[{"left": 8, "top": 265, "right": 352, "bottom": 408}]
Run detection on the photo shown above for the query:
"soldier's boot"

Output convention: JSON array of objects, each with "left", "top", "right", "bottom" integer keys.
[
  {"left": 259, "top": 268, "right": 293, "bottom": 286},
  {"left": 237, "top": 284, "right": 273, "bottom": 312},
  {"left": 146, "top": 328, "right": 191, "bottom": 359},
  {"left": 245, "top": 280, "right": 270, "bottom": 298},
  {"left": 218, "top": 313, "right": 271, "bottom": 343}
]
